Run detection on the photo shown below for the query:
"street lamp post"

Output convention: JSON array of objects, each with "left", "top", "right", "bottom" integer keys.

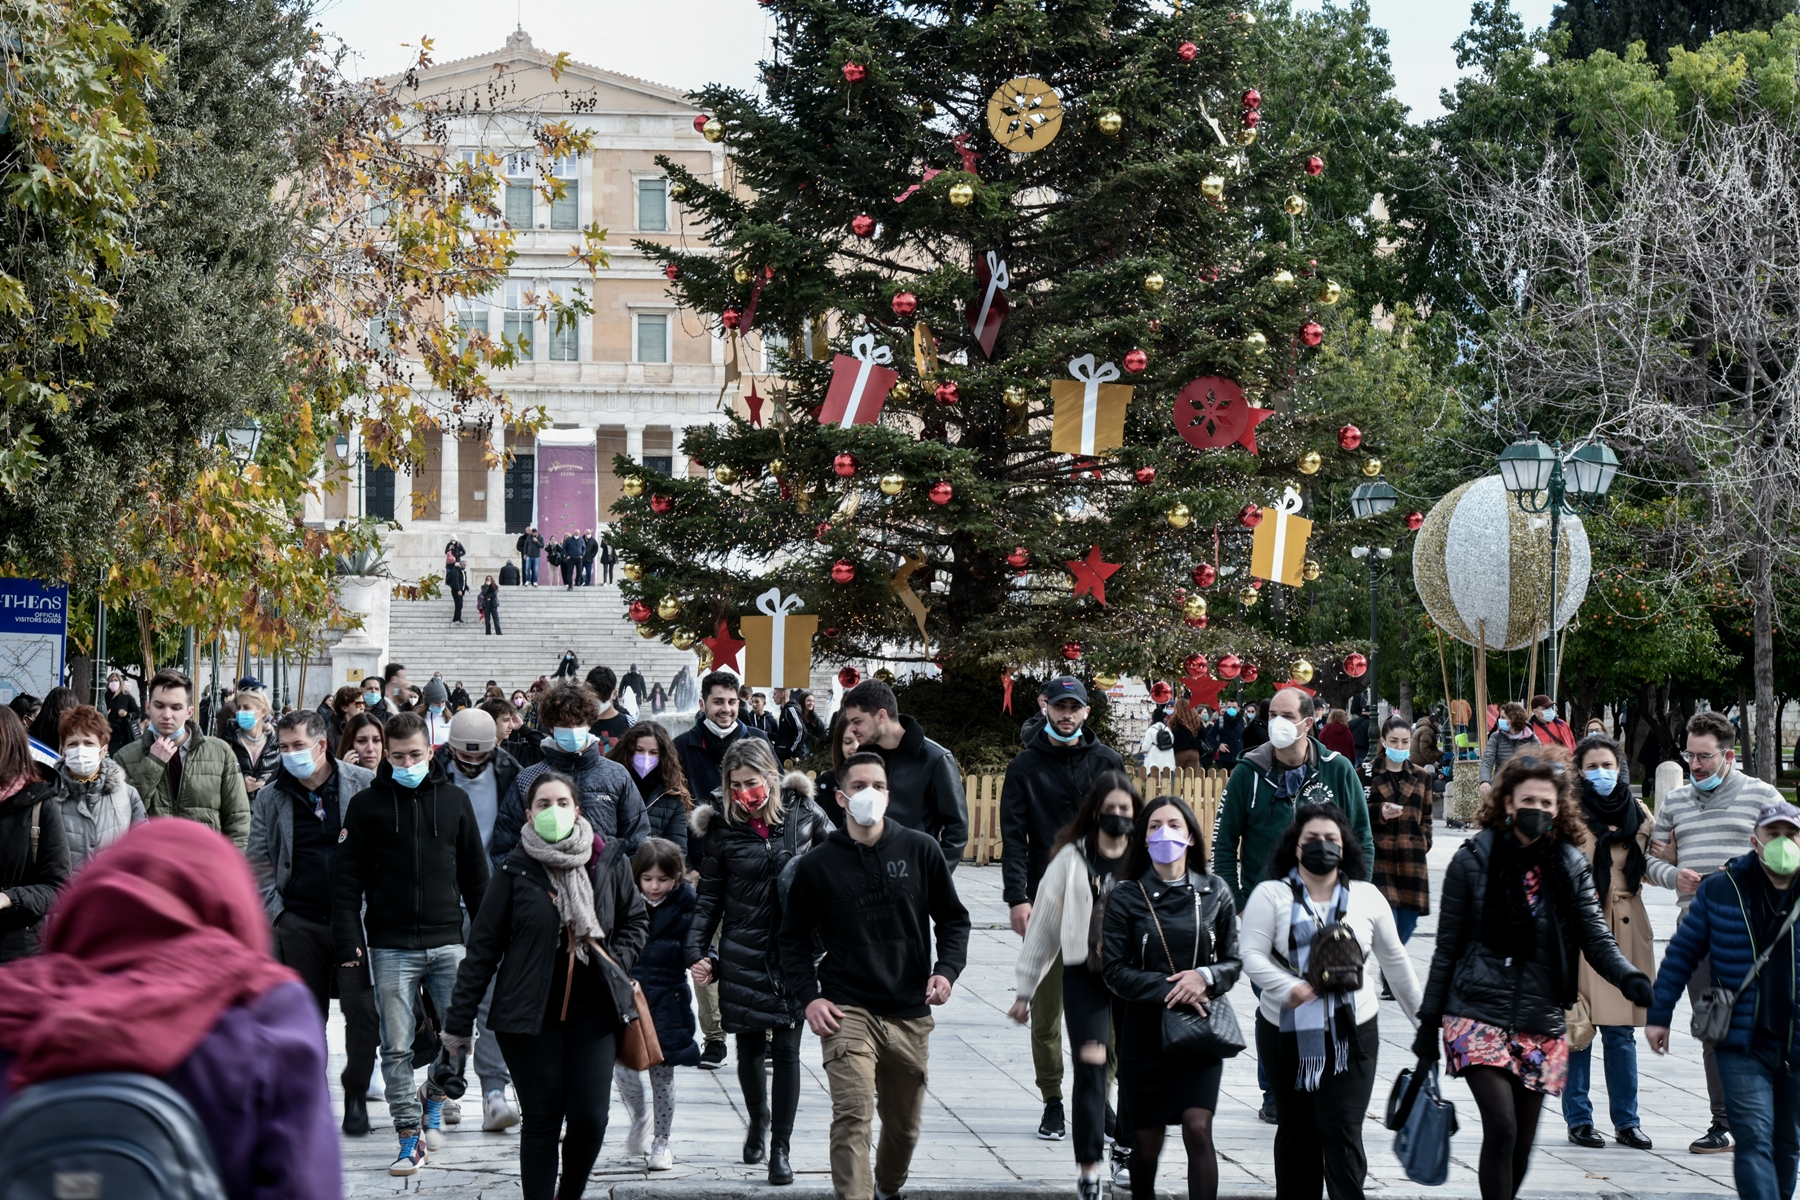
[
  {"left": 333, "top": 433, "right": 367, "bottom": 518},
  {"left": 1496, "top": 435, "right": 1619, "bottom": 704},
  {"left": 1350, "top": 546, "right": 1394, "bottom": 709}
]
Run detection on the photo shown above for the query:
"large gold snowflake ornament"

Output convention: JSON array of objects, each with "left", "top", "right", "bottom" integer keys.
[{"left": 986, "top": 77, "right": 1064, "bottom": 152}]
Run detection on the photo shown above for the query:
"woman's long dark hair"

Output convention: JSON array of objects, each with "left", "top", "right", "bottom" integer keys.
[
  {"left": 1050, "top": 770, "right": 1142, "bottom": 860},
  {"left": 0, "top": 706, "right": 39, "bottom": 787},
  {"left": 606, "top": 720, "right": 693, "bottom": 810},
  {"left": 1262, "top": 801, "right": 1368, "bottom": 882},
  {"left": 336, "top": 712, "right": 384, "bottom": 762},
  {"left": 1124, "top": 794, "right": 1207, "bottom": 880}
]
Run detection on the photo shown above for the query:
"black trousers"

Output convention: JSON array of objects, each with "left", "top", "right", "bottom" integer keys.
[
  {"left": 738, "top": 1025, "right": 803, "bottom": 1149},
  {"left": 273, "top": 911, "right": 378, "bottom": 1092},
  {"left": 451, "top": 591, "right": 464, "bottom": 622},
  {"left": 485, "top": 607, "right": 503, "bottom": 635},
  {"left": 498, "top": 1013, "right": 618, "bottom": 1200},
  {"left": 1257, "top": 1013, "right": 1381, "bottom": 1200},
  {"left": 1063, "top": 965, "right": 1115, "bottom": 1165}
]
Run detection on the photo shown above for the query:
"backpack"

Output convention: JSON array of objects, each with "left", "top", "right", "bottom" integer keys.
[
  {"left": 1154, "top": 726, "right": 1174, "bottom": 752},
  {"left": 0, "top": 1072, "right": 227, "bottom": 1200}
]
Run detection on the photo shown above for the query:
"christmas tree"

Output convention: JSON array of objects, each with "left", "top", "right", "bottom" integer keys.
[{"left": 611, "top": 0, "right": 1410, "bottom": 707}]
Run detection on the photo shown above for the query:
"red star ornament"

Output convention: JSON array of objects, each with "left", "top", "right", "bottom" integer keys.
[
  {"left": 1173, "top": 377, "right": 1275, "bottom": 454},
  {"left": 1182, "top": 673, "right": 1229, "bottom": 709},
  {"left": 1274, "top": 680, "right": 1319, "bottom": 698},
  {"left": 1066, "top": 545, "right": 1122, "bottom": 605},
  {"left": 701, "top": 619, "right": 746, "bottom": 674}
]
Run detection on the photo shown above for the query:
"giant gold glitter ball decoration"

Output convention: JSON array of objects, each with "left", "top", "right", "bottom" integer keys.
[
  {"left": 1239, "top": 585, "right": 1261, "bottom": 607},
  {"left": 621, "top": 475, "right": 646, "bottom": 498},
  {"left": 656, "top": 596, "right": 682, "bottom": 621},
  {"left": 1166, "top": 502, "right": 1192, "bottom": 529},
  {"left": 948, "top": 181, "right": 975, "bottom": 207},
  {"left": 1094, "top": 672, "right": 1119, "bottom": 689},
  {"left": 891, "top": 381, "right": 913, "bottom": 403},
  {"left": 1292, "top": 658, "right": 1315, "bottom": 684},
  {"left": 669, "top": 181, "right": 688, "bottom": 201},
  {"left": 1413, "top": 475, "right": 1592, "bottom": 651},
  {"left": 621, "top": 563, "right": 643, "bottom": 582},
  {"left": 670, "top": 628, "right": 697, "bottom": 651},
  {"left": 1236, "top": 125, "right": 1258, "bottom": 146},
  {"left": 879, "top": 472, "right": 906, "bottom": 496},
  {"left": 1298, "top": 450, "right": 1322, "bottom": 475},
  {"left": 1302, "top": 559, "right": 1322, "bottom": 581},
  {"left": 1182, "top": 595, "right": 1208, "bottom": 621},
  {"left": 1361, "top": 457, "right": 1383, "bottom": 477},
  {"left": 1201, "top": 174, "right": 1225, "bottom": 199}
]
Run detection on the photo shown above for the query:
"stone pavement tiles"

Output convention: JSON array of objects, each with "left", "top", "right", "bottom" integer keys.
[{"left": 331, "top": 829, "right": 1739, "bottom": 1198}]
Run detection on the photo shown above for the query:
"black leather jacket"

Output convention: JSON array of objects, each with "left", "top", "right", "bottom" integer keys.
[
  {"left": 1418, "top": 827, "right": 1645, "bottom": 1038},
  {"left": 1102, "top": 866, "right": 1241, "bottom": 1064},
  {"left": 870, "top": 715, "right": 968, "bottom": 868}
]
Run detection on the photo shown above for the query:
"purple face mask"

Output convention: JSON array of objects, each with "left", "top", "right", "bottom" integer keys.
[
  {"left": 1146, "top": 825, "right": 1190, "bottom": 864},
  {"left": 631, "top": 752, "right": 659, "bottom": 779}
]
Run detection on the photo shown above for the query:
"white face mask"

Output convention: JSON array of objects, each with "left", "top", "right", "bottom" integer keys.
[
  {"left": 1266, "top": 715, "right": 1301, "bottom": 750},
  {"left": 846, "top": 787, "right": 888, "bottom": 827},
  {"left": 63, "top": 746, "right": 101, "bottom": 777}
]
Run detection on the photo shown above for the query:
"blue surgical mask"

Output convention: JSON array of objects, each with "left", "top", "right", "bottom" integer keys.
[
  {"left": 235, "top": 710, "right": 256, "bottom": 730},
  {"left": 1695, "top": 769, "right": 1727, "bottom": 791},
  {"left": 1385, "top": 746, "right": 1410, "bottom": 764},
  {"left": 364, "top": 691, "right": 381, "bottom": 707},
  {"left": 391, "top": 761, "right": 428, "bottom": 788},
  {"left": 429, "top": 704, "right": 444, "bottom": 715},
  {"left": 1225, "top": 707, "right": 1238, "bottom": 718},
  {"left": 553, "top": 726, "right": 590, "bottom": 753},
  {"left": 282, "top": 749, "right": 316, "bottom": 778},
  {"left": 1045, "top": 722, "right": 1082, "bottom": 744},
  {"left": 1584, "top": 767, "right": 1618, "bottom": 795},
  {"left": 1496, "top": 718, "right": 1510, "bottom": 732},
  {"left": 1540, "top": 708, "right": 1558, "bottom": 722}
]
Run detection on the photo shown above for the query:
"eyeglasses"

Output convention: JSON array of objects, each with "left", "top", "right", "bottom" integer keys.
[
  {"left": 1682, "top": 750, "right": 1728, "bottom": 766},
  {"left": 1514, "top": 755, "right": 1566, "bottom": 776}
]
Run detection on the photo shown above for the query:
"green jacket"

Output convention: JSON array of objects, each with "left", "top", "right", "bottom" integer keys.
[
  {"left": 1213, "top": 737, "right": 1372, "bottom": 909},
  {"left": 113, "top": 722, "right": 251, "bottom": 849}
]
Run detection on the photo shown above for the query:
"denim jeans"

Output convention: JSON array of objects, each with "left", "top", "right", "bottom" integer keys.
[
  {"left": 1716, "top": 1049, "right": 1800, "bottom": 1200},
  {"left": 370, "top": 945, "right": 466, "bottom": 1134},
  {"left": 1561, "top": 1025, "right": 1640, "bottom": 1131},
  {"left": 1392, "top": 907, "right": 1421, "bottom": 944},
  {"left": 523, "top": 556, "right": 538, "bottom": 584}
]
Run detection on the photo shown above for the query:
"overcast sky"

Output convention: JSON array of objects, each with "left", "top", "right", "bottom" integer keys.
[{"left": 312, "top": 0, "right": 1558, "bottom": 123}]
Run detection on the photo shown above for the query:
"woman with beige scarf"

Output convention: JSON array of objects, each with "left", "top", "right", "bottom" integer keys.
[{"left": 445, "top": 771, "right": 649, "bottom": 1200}]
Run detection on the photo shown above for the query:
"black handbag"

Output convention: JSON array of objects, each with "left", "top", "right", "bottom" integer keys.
[{"left": 1139, "top": 881, "right": 1245, "bottom": 1060}]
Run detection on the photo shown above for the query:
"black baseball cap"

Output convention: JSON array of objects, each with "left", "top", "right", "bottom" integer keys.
[{"left": 1043, "top": 675, "right": 1090, "bottom": 705}]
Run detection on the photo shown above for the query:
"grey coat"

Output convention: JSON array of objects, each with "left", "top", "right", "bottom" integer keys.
[
  {"left": 247, "top": 758, "right": 376, "bottom": 920},
  {"left": 54, "top": 758, "right": 145, "bottom": 868}
]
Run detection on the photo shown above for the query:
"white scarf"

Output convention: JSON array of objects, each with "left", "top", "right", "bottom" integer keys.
[{"left": 1278, "top": 869, "right": 1354, "bottom": 1091}]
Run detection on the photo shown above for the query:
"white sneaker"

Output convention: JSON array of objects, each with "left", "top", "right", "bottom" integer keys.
[
  {"left": 482, "top": 1089, "right": 521, "bottom": 1132},
  {"left": 442, "top": 1097, "right": 462, "bottom": 1126},
  {"left": 390, "top": 1133, "right": 427, "bottom": 1176},
  {"left": 648, "top": 1135, "right": 674, "bottom": 1171},
  {"left": 626, "top": 1110, "right": 651, "bottom": 1156}
]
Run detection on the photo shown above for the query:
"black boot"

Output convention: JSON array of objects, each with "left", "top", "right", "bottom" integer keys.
[
  {"left": 743, "top": 1111, "right": 768, "bottom": 1164},
  {"left": 768, "top": 1134, "right": 794, "bottom": 1186},
  {"left": 342, "top": 1089, "right": 370, "bottom": 1137}
]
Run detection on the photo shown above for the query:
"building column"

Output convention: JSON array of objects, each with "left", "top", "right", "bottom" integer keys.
[
  {"left": 392, "top": 463, "right": 413, "bottom": 526},
  {"left": 670, "top": 421, "right": 689, "bottom": 480},
  {"left": 625, "top": 424, "right": 645, "bottom": 467},
  {"left": 439, "top": 429, "right": 459, "bottom": 525},
  {"left": 486, "top": 448, "right": 506, "bottom": 536}
]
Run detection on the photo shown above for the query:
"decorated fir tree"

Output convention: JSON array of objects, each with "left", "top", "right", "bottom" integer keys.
[{"left": 611, "top": 0, "right": 1415, "bottom": 713}]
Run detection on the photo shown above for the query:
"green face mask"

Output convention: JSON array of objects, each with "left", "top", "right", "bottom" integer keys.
[
  {"left": 533, "top": 803, "right": 575, "bottom": 844},
  {"left": 1762, "top": 834, "right": 1800, "bottom": 876}
]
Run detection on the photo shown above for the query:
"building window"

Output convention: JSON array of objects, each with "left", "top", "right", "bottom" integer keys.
[
  {"left": 759, "top": 329, "right": 787, "bottom": 371},
  {"left": 504, "top": 280, "right": 534, "bottom": 359},
  {"left": 454, "top": 307, "right": 489, "bottom": 354},
  {"left": 637, "top": 178, "right": 667, "bottom": 232},
  {"left": 547, "top": 285, "right": 579, "bottom": 362},
  {"left": 550, "top": 156, "right": 579, "bottom": 231},
  {"left": 635, "top": 313, "right": 669, "bottom": 364},
  {"left": 504, "top": 151, "right": 535, "bottom": 228}
]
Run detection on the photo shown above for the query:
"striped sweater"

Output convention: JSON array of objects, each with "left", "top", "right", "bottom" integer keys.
[{"left": 1645, "top": 769, "right": 1781, "bottom": 908}]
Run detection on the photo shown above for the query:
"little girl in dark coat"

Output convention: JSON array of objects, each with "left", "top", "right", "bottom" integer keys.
[{"left": 614, "top": 838, "right": 698, "bottom": 1170}]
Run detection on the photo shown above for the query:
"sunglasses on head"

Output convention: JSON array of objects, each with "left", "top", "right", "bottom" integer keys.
[{"left": 1514, "top": 755, "right": 1566, "bottom": 775}]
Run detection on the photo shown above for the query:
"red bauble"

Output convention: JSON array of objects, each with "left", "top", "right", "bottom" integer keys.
[
  {"left": 814, "top": 522, "right": 832, "bottom": 540},
  {"left": 628, "top": 600, "right": 652, "bottom": 624},
  {"left": 933, "top": 381, "right": 960, "bottom": 406},
  {"left": 1133, "top": 465, "right": 1157, "bottom": 485},
  {"left": 663, "top": 263, "right": 679, "bottom": 281},
  {"left": 838, "top": 666, "right": 861, "bottom": 688},
  {"left": 1250, "top": 578, "right": 1263, "bottom": 589},
  {"left": 1147, "top": 318, "right": 1162, "bottom": 333},
  {"left": 1337, "top": 424, "right": 1363, "bottom": 450},
  {"left": 928, "top": 480, "right": 953, "bottom": 505},
  {"left": 1178, "top": 41, "right": 1198, "bottom": 61},
  {"left": 1300, "top": 321, "right": 1324, "bottom": 347},
  {"left": 1184, "top": 654, "right": 1209, "bottom": 677},
  {"left": 1306, "top": 154, "right": 1325, "bottom": 176},
  {"left": 1061, "top": 642, "right": 1082, "bottom": 661},
  {"left": 1150, "top": 680, "right": 1174, "bottom": 704},
  {"left": 693, "top": 114, "right": 711, "bottom": 133},
  {"left": 1344, "top": 652, "right": 1368, "bottom": 678},
  {"left": 1193, "top": 563, "right": 1217, "bottom": 588},
  {"left": 722, "top": 309, "right": 742, "bottom": 330},
  {"left": 1005, "top": 546, "right": 1030, "bottom": 569},
  {"left": 1405, "top": 510, "right": 1424, "bottom": 531},
  {"left": 1123, "top": 348, "right": 1149, "bottom": 374},
  {"left": 891, "top": 291, "right": 918, "bottom": 317},
  {"left": 1243, "top": 109, "right": 1262, "bottom": 128},
  {"left": 1216, "top": 653, "right": 1243, "bottom": 680},
  {"left": 1241, "top": 662, "right": 1259, "bottom": 683},
  {"left": 1238, "top": 503, "right": 1263, "bottom": 528},
  {"left": 831, "top": 559, "right": 857, "bottom": 584},
  {"left": 649, "top": 494, "right": 673, "bottom": 514},
  {"left": 1242, "top": 88, "right": 1262, "bottom": 109},
  {"left": 833, "top": 452, "right": 858, "bottom": 477},
  {"left": 1185, "top": 616, "right": 1208, "bottom": 629},
  {"left": 851, "top": 214, "right": 876, "bottom": 238},
  {"left": 842, "top": 61, "right": 867, "bottom": 83}
]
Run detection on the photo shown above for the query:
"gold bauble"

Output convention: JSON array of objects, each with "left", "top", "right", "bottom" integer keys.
[
  {"left": 1273, "top": 270, "right": 1296, "bottom": 287},
  {"left": 1003, "top": 385, "right": 1029, "bottom": 410},
  {"left": 891, "top": 381, "right": 913, "bottom": 403},
  {"left": 733, "top": 264, "right": 752, "bottom": 285},
  {"left": 656, "top": 596, "right": 682, "bottom": 621},
  {"left": 948, "top": 181, "right": 975, "bottom": 207},
  {"left": 1242, "top": 10, "right": 1258, "bottom": 23},
  {"left": 1297, "top": 450, "right": 1322, "bottom": 475},
  {"left": 621, "top": 563, "right": 644, "bottom": 582},
  {"left": 668, "top": 180, "right": 688, "bottom": 201},
  {"left": 1284, "top": 194, "right": 1307, "bottom": 216},
  {"left": 1166, "top": 502, "right": 1192, "bottom": 529},
  {"left": 702, "top": 117, "right": 724, "bottom": 143},
  {"left": 1182, "top": 595, "right": 1208, "bottom": 621},
  {"left": 1052, "top": 512, "right": 1065, "bottom": 525},
  {"left": 670, "top": 628, "right": 697, "bottom": 651},
  {"left": 1238, "top": 585, "right": 1261, "bottom": 606},
  {"left": 1143, "top": 272, "right": 1167, "bottom": 294},
  {"left": 1362, "top": 456, "right": 1383, "bottom": 477},
  {"left": 767, "top": 458, "right": 786, "bottom": 478},
  {"left": 1097, "top": 110, "right": 1123, "bottom": 136},
  {"left": 1318, "top": 279, "right": 1342, "bottom": 306},
  {"left": 1292, "top": 658, "right": 1315, "bottom": 684},
  {"left": 636, "top": 624, "right": 658, "bottom": 640},
  {"left": 1201, "top": 174, "right": 1225, "bottom": 199},
  {"left": 1244, "top": 331, "right": 1268, "bottom": 354},
  {"left": 879, "top": 472, "right": 906, "bottom": 496},
  {"left": 1302, "top": 559, "right": 1322, "bottom": 581},
  {"left": 1093, "top": 672, "right": 1119, "bottom": 689},
  {"left": 621, "top": 475, "right": 646, "bottom": 498},
  {"left": 713, "top": 464, "right": 738, "bottom": 486},
  {"left": 1236, "top": 125, "right": 1258, "bottom": 146},
  {"left": 874, "top": 668, "right": 896, "bottom": 684}
]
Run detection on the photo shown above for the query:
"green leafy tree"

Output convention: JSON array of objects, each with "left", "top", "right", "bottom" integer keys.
[{"left": 1552, "top": 0, "right": 1795, "bottom": 63}]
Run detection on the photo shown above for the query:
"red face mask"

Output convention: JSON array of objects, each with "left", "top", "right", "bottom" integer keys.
[{"left": 730, "top": 782, "right": 769, "bottom": 812}]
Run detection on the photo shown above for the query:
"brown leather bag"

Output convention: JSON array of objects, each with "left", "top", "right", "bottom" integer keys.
[{"left": 595, "top": 943, "right": 664, "bottom": 1071}]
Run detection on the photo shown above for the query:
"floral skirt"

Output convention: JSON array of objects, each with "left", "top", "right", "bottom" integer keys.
[{"left": 1442, "top": 1016, "right": 1569, "bottom": 1095}]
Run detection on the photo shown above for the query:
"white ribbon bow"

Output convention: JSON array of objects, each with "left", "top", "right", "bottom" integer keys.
[
  {"left": 1068, "top": 354, "right": 1121, "bottom": 457},
  {"left": 837, "top": 334, "right": 894, "bottom": 428},
  {"left": 755, "top": 587, "right": 806, "bottom": 686},
  {"left": 972, "top": 251, "right": 1011, "bottom": 344},
  {"left": 1267, "top": 487, "right": 1305, "bottom": 583}
]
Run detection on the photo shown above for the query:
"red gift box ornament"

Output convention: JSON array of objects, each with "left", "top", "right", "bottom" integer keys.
[
  {"left": 819, "top": 334, "right": 898, "bottom": 428},
  {"left": 967, "top": 250, "right": 1011, "bottom": 360}
]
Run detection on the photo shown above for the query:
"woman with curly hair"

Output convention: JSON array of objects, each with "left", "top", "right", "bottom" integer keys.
[
  {"left": 608, "top": 721, "right": 694, "bottom": 858},
  {"left": 1413, "top": 746, "right": 1652, "bottom": 1200}
]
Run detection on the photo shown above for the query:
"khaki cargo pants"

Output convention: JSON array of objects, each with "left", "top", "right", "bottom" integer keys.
[{"left": 821, "top": 1007, "right": 934, "bottom": 1200}]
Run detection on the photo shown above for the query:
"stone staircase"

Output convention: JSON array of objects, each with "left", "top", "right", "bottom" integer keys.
[{"left": 385, "top": 582, "right": 700, "bottom": 696}]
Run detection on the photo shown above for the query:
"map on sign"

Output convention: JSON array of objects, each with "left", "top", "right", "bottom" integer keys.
[{"left": 0, "top": 580, "right": 67, "bottom": 704}]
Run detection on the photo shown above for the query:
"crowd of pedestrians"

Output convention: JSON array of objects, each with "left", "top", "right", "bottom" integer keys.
[{"left": 0, "top": 658, "right": 1794, "bottom": 1200}]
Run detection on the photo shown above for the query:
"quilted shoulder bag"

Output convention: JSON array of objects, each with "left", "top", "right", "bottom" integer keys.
[
  {"left": 1139, "top": 880, "right": 1245, "bottom": 1060},
  {"left": 1691, "top": 876, "right": 1800, "bottom": 1047}
]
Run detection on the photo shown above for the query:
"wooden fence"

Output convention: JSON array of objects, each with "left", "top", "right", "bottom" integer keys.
[{"left": 963, "top": 768, "right": 1230, "bottom": 865}]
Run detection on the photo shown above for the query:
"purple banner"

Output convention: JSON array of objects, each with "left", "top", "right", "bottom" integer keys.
[{"left": 536, "top": 442, "right": 597, "bottom": 579}]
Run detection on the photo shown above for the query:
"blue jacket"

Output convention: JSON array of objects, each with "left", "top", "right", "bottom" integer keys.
[
  {"left": 1649, "top": 853, "right": 1800, "bottom": 1056},
  {"left": 490, "top": 738, "right": 649, "bottom": 865},
  {"left": 633, "top": 882, "right": 701, "bottom": 1065}
]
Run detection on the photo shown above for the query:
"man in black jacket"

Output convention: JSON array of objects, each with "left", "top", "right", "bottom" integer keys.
[
  {"left": 560, "top": 531, "right": 583, "bottom": 589},
  {"left": 744, "top": 690, "right": 779, "bottom": 738},
  {"left": 673, "top": 671, "right": 771, "bottom": 803},
  {"left": 444, "top": 556, "right": 468, "bottom": 624},
  {"left": 581, "top": 529, "right": 599, "bottom": 586},
  {"left": 998, "top": 674, "right": 1126, "bottom": 1139},
  {"left": 334, "top": 712, "right": 490, "bottom": 1176},
  {"left": 515, "top": 526, "right": 544, "bottom": 586},
  {"left": 779, "top": 752, "right": 971, "bottom": 1200},
  {"left": 839, "top": 680, "right": 968, "bottom": 867}
]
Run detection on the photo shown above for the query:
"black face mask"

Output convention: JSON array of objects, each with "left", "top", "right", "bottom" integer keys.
[
  {"left": 1299, "top": 839, "right": 1343, "bottom": 875},
  {"left": 453, "top": 755, "right": 490, "bottom": 778},
  {"left": 1097, "top": 812, "right": 1135, "bottom": 838},
  {"left": 1513, "top": 807, "right": 1554, "bottom": 841}
]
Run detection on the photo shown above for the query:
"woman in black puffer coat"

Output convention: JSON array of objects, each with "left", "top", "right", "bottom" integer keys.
[
  {"left": 684, "top": 737, "right": 830, "bottom": 1187},
  {"left": 608, "top": 722, "right": 693, "bottom": 858}
]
